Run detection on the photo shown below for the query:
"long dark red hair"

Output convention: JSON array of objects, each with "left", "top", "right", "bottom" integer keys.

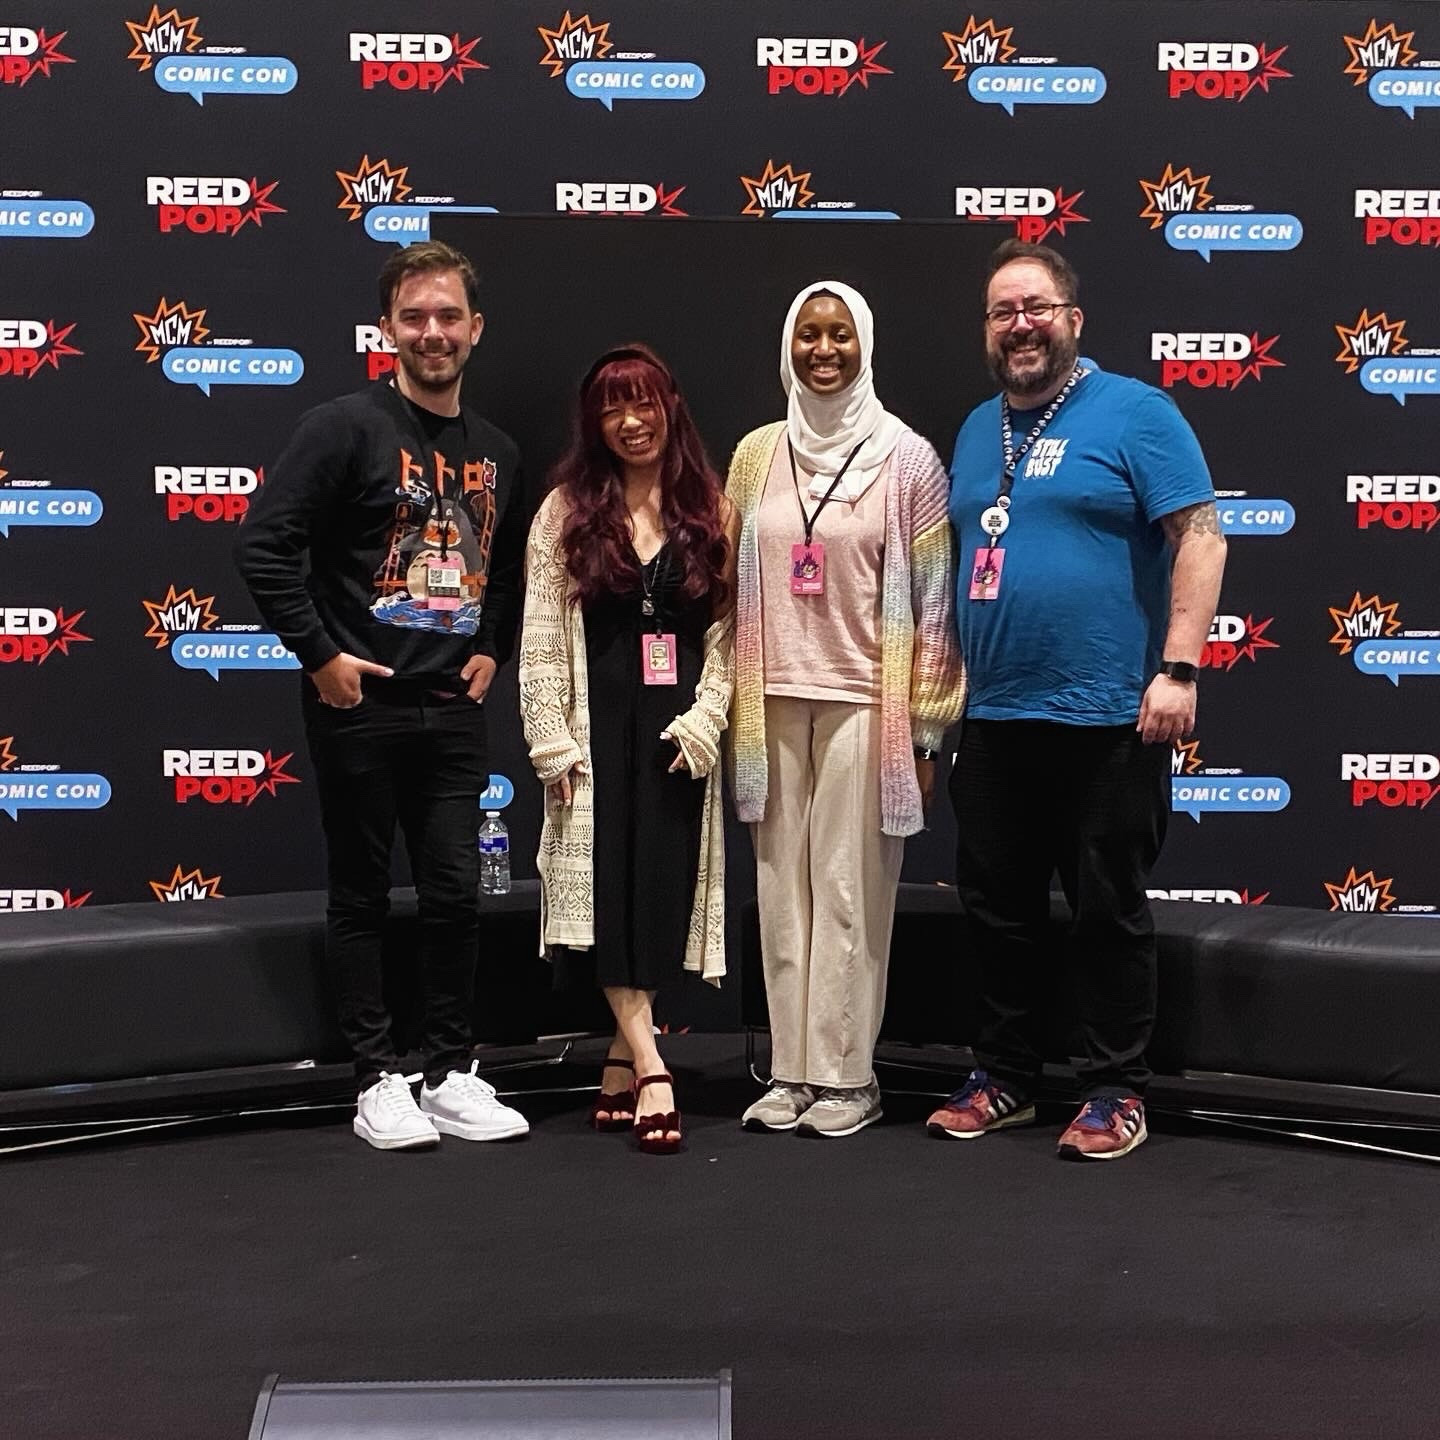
[{"left": 551, "top": 344, "right": 728, "bottom": 609}]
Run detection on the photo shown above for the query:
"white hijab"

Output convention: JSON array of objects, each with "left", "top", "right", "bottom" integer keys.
[{"left": 781, "top": 280, "right": 906, "bottom": 502}]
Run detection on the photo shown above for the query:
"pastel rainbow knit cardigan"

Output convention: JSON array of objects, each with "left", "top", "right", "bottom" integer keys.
[{"left": 727, "top": 421, "right": 966, "bottom": 838}]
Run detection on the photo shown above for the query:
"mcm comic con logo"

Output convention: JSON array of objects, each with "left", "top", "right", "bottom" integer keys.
[
  {"left": 125, "top": 6, "right": 296, "bottom": 104},
  {"left": 539, "top": 11, "right": 704, "bottom": 110},
  {"left": 336, "top": 154, "right": 495, "bottom": 246},
  {"left": 0, "top": 735, "right": 111, "bottom": 819},
  {"left": 1330, "top": 594, "right": 1440, "bottom": 684},
  {"left": 0, "top": 446, "right": 102, "bottom": 537},
  {"left": 1139, "top": 164, "right": 1301, "bottom": 261},
  {"left": 133, "top": 295, "right": 303, "bottom": 393},
  {"left": 1344, "top": 18, "right": 1440, "bottom": 118},
  {"left": 141, "top": 583, "right": 299, "bottom": 679},
  {"left": 1335, "top": 308, "right": 1440, "bottom": 404},
  {"left": 942, "top": 15, "right": 1106, "bottom": 114},
  {"left": 739, "top": 160, "right": 894, "bottom": 220},
  {"left": 1170, "top": 739, "right": 1290, "bottom": 821}
]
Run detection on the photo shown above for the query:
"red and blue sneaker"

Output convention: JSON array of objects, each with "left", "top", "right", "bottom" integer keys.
[
  {"left": 1057, "top": 1095, "right": 1147, "bottom": 1161},
  {"left": 926, "top": 1069, "right": 1035, "bottom": 1140}
]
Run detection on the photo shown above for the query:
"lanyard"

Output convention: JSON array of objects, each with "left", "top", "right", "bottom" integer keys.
[
  {"left": 788, "top": 436, "right": 869, "bottom": 546},
  {"left": 983, "top": 364, "right": 1088, "bottom": 549},
  {"left": 639, "top": 546, "right": 669, "bottom": 629}
]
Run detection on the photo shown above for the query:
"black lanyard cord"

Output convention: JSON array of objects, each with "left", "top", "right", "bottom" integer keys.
[{"left": 788, "top": 436, "right": 870, "bottom": 546}]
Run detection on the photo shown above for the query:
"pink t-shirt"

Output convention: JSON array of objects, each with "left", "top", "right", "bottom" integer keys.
[{"left": 758, "top": 438, "right": 889, "bottom": 704}]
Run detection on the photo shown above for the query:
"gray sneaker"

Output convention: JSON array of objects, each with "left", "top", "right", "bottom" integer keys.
[
  {"left": 742, "top": 1082, "right": 817, "bottom": 1132},
  {"left": 795, "top": 1081, "right": 883, "bottom": 1138}
]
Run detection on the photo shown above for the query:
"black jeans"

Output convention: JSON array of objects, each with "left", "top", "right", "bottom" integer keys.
[
  {"left": 303, "top": 684, "right": 487, "bottom": 1091},
  {"left": 950, "top": 718, "right": 1171, "bottom": 1099}
]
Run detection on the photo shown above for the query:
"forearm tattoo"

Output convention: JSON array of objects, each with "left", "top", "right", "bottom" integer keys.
[{"left": 1162, "top": 501, "right": 1221, "bottom": 543}]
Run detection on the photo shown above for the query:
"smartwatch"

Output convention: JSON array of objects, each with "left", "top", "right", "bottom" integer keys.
[{"left": 1158, "top": 660, "right": 1199, "bottom": 683}]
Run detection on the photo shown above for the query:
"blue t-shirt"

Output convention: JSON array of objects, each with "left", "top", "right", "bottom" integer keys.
[{"left": 948, "top": 361, "right": 1213, "bottom": 725}]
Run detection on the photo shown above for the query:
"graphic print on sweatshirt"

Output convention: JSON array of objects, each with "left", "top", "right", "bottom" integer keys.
[{"left": 370, "top": 443, "right": 497, "bottom": 634}]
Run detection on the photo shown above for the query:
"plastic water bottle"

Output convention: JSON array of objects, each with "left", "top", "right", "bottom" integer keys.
[{"left": 478, "top": 811, "right": 510, "bottom": 895}]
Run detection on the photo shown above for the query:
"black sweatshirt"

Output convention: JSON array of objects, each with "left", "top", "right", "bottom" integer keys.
[{"left": 236, "top": 382, "right": 525, "bottom": 686}]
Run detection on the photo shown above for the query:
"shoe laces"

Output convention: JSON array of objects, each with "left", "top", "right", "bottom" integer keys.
[
  {"left": 1077, "top": 1096, "right": 1130, "bottom": 1129},
  {"left": 945, "top": 1069, "right": 998, "bottom": 1108},
  {"left": 373, "top": 1072, "right": 423, "bottom": 1113},
  {"left": 812, "top": 1086, "right": 859, "bottom": 1110},
  {"left": 441, "top": 1060, "right": 500, "bottom": 1105}
]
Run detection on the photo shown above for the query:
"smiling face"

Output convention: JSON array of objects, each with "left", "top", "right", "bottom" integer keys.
[
  {"left": 598, "top": 387, "right": 669, "bottom": 473},
  {"left": 984, "top": 258, "right": 1083, "bottom": 401},
  {"left": 381, "top": 268, "right": 483, "bottom": 396},
  {"left": 791, "top": 293, "right": 861, "bottom": 395}
]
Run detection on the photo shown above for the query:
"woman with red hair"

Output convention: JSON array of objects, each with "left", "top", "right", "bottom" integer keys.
[{"left": 520, "top": 344, "right": 738, "bottom": 1153}]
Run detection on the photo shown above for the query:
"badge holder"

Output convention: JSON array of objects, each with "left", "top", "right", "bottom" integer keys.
[{"left": 425, "top": 555, "right": 464, "bottom": 612}]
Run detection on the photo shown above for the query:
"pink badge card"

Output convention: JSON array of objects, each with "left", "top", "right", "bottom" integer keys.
[
  {"left": 642, "top": 632, "right": 678, "bottom": 685},
  {"left": 969, "top": 547, "right": 1005, "bottom": 602},
  {"left": 790, "top": 542, "right": 825, "bottom": 596}
]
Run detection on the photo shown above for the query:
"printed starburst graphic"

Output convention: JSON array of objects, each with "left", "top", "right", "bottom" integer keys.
[
  {"left": 436, "top": 34, "right": 488, "bottom": 89},
  {"left": 141, "top": 586, "right": 219, "bottom": 648},
  {"left": 235, "top": 179, "right": 286, "bottom": 231},
  {"left": 1138, "top": 164, "right": 1215, "bottom": 230},
  {"left": 335, "top": 156, "right": 412, "bottom": 222},
  {"left": 125, "top": 6, "right": 203, "bottom": 71},
  {"left": 1241, "top": 44, "right": 1292, "bottom": 98},
  {"left": 740, "top": 160, "right": 815, "bottom": 217},
  {"left": 132, "top": 299, "right": 209, "bottom": 363},
  {"left": 39, "top": 610, "right": 92, "bottom": 663},
  {"left": 0, "top": 452, "right": 7, "bottom": 483},
  {"left": 34, "top": 322, "right": 83, "bottom": 377},
  {"left": 844, "top": 39, "right": 892, "bottom": 92},
  {"left": 1239, "top": 334, "right": 1285, "bottom": 384},
  {"left": 1344, "top": 20, "right": 1418, "bottom": 85},
  {"left": 538, "top": 12, "right": 612, "bottom": 76},
  {"left": 150, "top": 865, "right": 224, "bottom": 902},
  {"left": 1325, "top": 868, "right": 1396, "bottom": 912},
  {"left": 1333, "top": 310, "right": 1408, "bottom": 375},
  {"left": 1217, "top": 616, "right": 1280, "bottom": 670},
  {"left": 10, "top": 28, "right": 75, "bottom": 84},
  {"left": 1039, "top": 188, "right": 1087, "bottom": 240},
  {"left": 0, "top": 737, "right": 16, "bottom": 771},
  {"left": 942, "top": 17, "right": 1017, "bottom": 81},
  {"left": 253, "top": 751, "right": 301, "bottom": 804},
  {"left": 1328, "top": 593, "right": 1402, "bottom": 654}
]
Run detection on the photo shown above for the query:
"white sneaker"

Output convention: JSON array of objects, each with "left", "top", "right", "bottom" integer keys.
[
  {"left": 421, "top": 1061, "right": 530, "bottom": 1142},
  {"left": 354, "top": 1072, "right": 440, "bottom": 1151}
]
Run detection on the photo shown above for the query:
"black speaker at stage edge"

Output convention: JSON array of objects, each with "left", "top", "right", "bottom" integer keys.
[{"left": 248, "top": 1371, "right": 733, "bottom": 1439}]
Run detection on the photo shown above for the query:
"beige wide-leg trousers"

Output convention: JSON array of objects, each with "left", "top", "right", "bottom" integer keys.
[{"left": 752, "top": 696, "right": 905, "bottom": 1089}]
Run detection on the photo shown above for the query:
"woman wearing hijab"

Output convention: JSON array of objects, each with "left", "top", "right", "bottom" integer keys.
[
  {"left": 727, "top": 282, "right": 966, "bottom": 1138},
  {"left": 519, "top": 344, "right": 737, "bottom": 1154}
]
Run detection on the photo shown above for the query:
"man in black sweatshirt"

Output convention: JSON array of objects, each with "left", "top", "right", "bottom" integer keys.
[{"left": 237, "top": 241, "right": 529, "bottom": 1151}]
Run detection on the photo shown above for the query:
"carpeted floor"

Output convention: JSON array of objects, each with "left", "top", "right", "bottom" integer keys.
[{"left": 4, "top": 1035, "right": 1438, "bottom": 1439}]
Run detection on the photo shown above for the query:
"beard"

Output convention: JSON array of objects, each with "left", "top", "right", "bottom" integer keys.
[
  {"left": 988, "top": 324, "right": 1078, "bottom": 398},
  {"left": 399, "top": 341, "right": 468, "bottom": 393}
]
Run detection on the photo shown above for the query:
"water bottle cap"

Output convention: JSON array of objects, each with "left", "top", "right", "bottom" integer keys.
[{"left": 484, "top": 810, "right": 500, "bottom": 817}]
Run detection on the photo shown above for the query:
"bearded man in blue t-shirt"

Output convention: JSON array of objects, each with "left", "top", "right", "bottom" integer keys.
[{"left": 929, "top": 240, "right": 1227, "bottom": 1161}]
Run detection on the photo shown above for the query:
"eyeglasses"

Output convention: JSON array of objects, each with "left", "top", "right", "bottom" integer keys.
[{"left": 984, "top": 300, "right": 1072, "bottom": 329}]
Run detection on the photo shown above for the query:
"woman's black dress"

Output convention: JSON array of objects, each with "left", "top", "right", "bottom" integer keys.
[{"left": 567, "top": 542, "right": 708, "bottom": 990}]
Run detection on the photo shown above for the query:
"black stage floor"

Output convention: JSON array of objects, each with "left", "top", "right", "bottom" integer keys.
[{"left": 6, "top": 1035, "right": 1439, "bottom": 1439}]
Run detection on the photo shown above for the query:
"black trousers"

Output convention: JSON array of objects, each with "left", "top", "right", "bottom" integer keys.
[
  {"left": 950, "top": 718, "right": 1171, "bottom": 1099},
  {"left": 303, "top": 685, "right": 487, "bottom": 1092}
]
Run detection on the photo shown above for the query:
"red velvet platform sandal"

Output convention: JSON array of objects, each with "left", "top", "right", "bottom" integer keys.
[
  {"left": 633, "top": 1071, "right": 683, "bottom": 1155},
  {"left": 590, "top": 1057, "right": 636, "bottom": 1132}
]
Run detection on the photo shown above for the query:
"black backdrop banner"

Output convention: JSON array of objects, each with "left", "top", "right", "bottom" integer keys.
[{"left": 4, "top": 1, "right": 1439, "bottom": 948}]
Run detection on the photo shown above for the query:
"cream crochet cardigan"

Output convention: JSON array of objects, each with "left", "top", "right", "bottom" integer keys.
[{"left": 518, "top": 490, "right": 733, "bottom": 984}]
